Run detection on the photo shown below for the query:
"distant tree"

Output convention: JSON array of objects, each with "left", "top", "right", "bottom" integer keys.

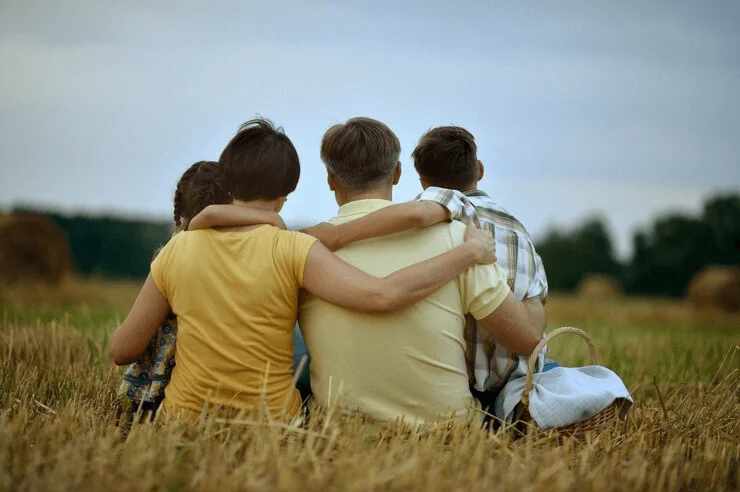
[
  {"left": 12, "top": 205, "right": 171, "bottom": 279},
  {"left": 626, "top": 215, "right": 713, "bottom": 296},
  {"left": 626, "top": 192, "right": 740, "bottom": 297},
  {"left": 535, "top": 216, "right": 622, "bottom": 292},
  {"left": 702, "top": 194, "right": 740, "bottom": 265}
]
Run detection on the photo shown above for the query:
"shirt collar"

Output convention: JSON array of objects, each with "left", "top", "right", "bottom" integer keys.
[
  {"left": 463, "top": 189, "right": 490, "bottom": 199},
  {"left": 336, "top": 199, "right": 394, "bottom": 218}
]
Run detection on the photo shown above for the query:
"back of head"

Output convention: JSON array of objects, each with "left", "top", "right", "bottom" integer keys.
[
  {"left": 219, "top": 118, "right": 300, "bottom": 202},
  {"left": 172, "top": 161, "right": 203, "bottom": 230},
  {"left": 172, "top": 161, "right": 228, "bottom": 233},
  {"left": 320, "top": 117, "right": 401, "bottom": 191},
  {"left": 412, "top": 126, "right": 478, "bottom": 191}
]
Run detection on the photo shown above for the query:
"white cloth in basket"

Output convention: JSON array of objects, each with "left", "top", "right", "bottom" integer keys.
[{"left": 494, "top": 365, "right": 633, "bottom": 429}]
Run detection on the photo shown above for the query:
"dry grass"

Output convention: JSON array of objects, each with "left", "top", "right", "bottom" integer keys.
[
  {"left": 0, "top": 278, "right": 140, "bottom": 311},
  {"left": 1, "top": 283, "right": 739, "bottom": 491}
]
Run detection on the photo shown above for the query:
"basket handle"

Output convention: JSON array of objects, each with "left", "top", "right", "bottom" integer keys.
[{"left": 521, "top": 327, "right": 601, "bottom": 406}]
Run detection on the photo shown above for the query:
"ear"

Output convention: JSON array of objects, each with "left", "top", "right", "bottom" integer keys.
[
  {"left": 327, "top": 172, "right": 336, "bottom": 192},
  {"left": 392, "top": 161, "right": 402, "bottom": 185},
  {"left": 477, "top": 160, "right": 485, "bottom": 182}
]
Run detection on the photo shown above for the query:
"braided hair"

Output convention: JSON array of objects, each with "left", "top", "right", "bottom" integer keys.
[
  {"left": 171, "top": 160, "right": 230, "bottom": 233},
  {"left": 172, "top": 161, "right": 205, "bottom": 231},
  {"left": 183, "top": 161, "right": 229, "bottom": 221},
  {"left": 156, "top": 160, "right": 228, "bottom": 261}
]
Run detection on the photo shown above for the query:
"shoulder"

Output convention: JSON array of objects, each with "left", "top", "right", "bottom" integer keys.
[
  {"left": 153, "top": 231, "right": 186, "bottom": 259},
  {"left": 273, "top": 229, "right": 317, "bottom": 254},
  {"left": 417, "top": 186, "right": 468, "bottom": 203},
  {"left": 469, "top": 194, "right": 534, "bottom": 238},
  {"left": 419, "top": 219, "right": 468, "bottom": 247},
  {"left": 273, "top": 228, "right": 315, "bottom": 242}
]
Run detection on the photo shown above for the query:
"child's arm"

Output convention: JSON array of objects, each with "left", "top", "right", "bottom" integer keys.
[
  {"left": 301, "top": 187, "right": 480, "bottom": 251},
  {"left": 300, "top": 201, "right": 451, "bottom": 251},
  {"left": 188, "top": 204, "right": 287, "bottom": 231}
]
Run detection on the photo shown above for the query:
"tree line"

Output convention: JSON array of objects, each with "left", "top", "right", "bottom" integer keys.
[
  {"left": 534, "top": 192, "right": 740, "bottom": 296},
  {"left": 11, "top": 191, "right": 739, "bottom": 296},
  {"left": 12, "top": 206, "right": 172, "bottom": 280}
]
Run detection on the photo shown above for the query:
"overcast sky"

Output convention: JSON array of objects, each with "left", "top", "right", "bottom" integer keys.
[{"left": 1, "top": 0, "right": 738, "bottom": 258}]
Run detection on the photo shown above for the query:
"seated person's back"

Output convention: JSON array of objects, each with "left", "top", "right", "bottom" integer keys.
[
  {"left": 300, "top": 199, "right": 510, "bottom": 424},
  {"left": 153, "top": 226, "right": 314, "bottom": 417},
  {"left": 110, "top": 118, "right": 507, "bottom": 424}
]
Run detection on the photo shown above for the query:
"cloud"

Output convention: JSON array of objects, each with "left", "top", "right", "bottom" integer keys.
[{"left": 0, "top": 0, "right": 738, "bottom": 258}]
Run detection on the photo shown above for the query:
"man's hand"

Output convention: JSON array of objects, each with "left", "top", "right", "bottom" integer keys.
[
  {"left": 301, "top": 222, "right": 341, "bottom": 251},
  {"left": 464, "top": 222, "right": 496, "bottom": 265}
]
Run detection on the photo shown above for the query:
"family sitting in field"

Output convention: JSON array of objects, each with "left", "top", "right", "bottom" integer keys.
[{"left": 110, "top": 117, "right": 628, "bottom": 430}]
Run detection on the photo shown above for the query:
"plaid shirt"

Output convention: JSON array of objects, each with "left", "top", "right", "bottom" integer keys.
[{"left": 416, "top": 187, "right": 549, "bottom": 392}]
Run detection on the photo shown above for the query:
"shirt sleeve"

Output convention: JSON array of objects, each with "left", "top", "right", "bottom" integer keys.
[
  {"left": 289, "top": 231, "right": 319, "bottom": 288},
  {"left": 415, "top": 186, "right": 481, "bottom": 227},
  {"left": 523, "top": 239, "right": 549, "bottom": 303},
  {"left": 459, "top": 262, "right": 512, "bottom": 320}
]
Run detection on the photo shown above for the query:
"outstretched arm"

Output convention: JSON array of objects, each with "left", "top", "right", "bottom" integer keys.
[
  {"left": 477, "top": 294, "right": 543, "bottom": 356},
  {"left": 108, "top": 275, "right": 171, "bottom": 365},
  {"left": 522, "top": 296, "right": 547, "bottom": 335},
  {"left": 302, "top": 223, "right": 494, "bottom": 313},
  {"left": 301, "top": 201, "right": 450, "bottom": 251},
  {"left": 188, "top": 204, "right": 286, "bottom": 231}
]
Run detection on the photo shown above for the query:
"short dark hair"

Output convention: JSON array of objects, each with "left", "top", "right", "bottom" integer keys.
[
  {"left": 219, "top": 118, "right": 300, "bottom": 201},
  {"left": 320, "top": 117, "right": 401, "bottom": 190},
  {"left": 411, "top": 126, "right": 478, "bottom": 191}
]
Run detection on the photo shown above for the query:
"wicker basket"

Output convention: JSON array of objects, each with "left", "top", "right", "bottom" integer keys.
[{"left": 517, "top": 327, "right": 623, "bottom": 440}]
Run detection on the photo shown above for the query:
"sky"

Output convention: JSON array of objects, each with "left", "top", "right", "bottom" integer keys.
[{"left": 1, "top": 0, "right": 739, "bottom": 259}]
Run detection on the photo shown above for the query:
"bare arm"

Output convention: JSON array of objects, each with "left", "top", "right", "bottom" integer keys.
[
  {"left": 477, "top": 293, "right": 544, "bottom": 356},
  {"left": 188, "top": 204, "right": 286, "bottom": 231},
  {"left": 522, "top": 296, "right": 547, "bottom": 335},
  {"left": 108, "top": 275, "right": 171, "bottom": 365},
  {"left": 302, "top": 223, "right": 494, "bottom": 313},
  {"left": 300, "top": 201, "right": 450, "bottom": 251}
]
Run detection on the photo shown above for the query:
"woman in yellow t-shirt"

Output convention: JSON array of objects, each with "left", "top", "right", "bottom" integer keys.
[{"left": 109, "top": 118, "right": 496, "bottom": 420}]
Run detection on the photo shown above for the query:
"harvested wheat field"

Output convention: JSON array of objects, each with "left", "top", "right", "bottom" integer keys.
[{"left": 1, "top": 281, "right": 738, "bottom": 491}]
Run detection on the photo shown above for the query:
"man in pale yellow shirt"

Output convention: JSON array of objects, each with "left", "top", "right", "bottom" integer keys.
[{"left": 299, "top": 118, "right": 544, "bottom": 425}]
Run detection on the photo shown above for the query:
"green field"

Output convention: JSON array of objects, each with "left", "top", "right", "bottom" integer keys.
[{"left": 1, "top": 282, "right": 738, "bottom": 491}]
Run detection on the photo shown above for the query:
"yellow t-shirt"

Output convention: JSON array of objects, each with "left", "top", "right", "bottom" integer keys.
[
  {"left": 299, "top": 199, "right": 511, "bottom": 425},
  {"left": 150, "top": 225, "right": 316, "bottom": 418}
]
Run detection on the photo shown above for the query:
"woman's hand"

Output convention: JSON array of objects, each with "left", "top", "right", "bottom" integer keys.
[
  {"left": 463, "top": 222, "right": 496, "bottom": 264},
  {"left": 300, "top": 222, "right": 341, "bottom": 251}
]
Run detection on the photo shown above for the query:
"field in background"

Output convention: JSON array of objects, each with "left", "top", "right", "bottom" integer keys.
[{"left": 1, "top": 280, "right": 738, "bottom": 491}]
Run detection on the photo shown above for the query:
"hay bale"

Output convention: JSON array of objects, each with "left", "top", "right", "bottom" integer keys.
[
  {"left": 0, "top": 213, "right": 72, "bottom": 285},
  {"left": 686, "top": 265, "right": 740, "bottom": 313},
  {"left": 577, "top": 274, "right": 623, "bottom": 300}
]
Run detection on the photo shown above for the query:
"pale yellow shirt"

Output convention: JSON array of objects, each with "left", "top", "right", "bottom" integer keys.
[
  {"left": 150, "top": 226, "right": 316, "bottom": 418},
  {"left": 298, "top": 199, "right": 511, "bottom": 425}
]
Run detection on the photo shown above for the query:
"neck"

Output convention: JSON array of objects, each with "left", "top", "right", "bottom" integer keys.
[
  {"left": 335, "top": 185, "right": 393, "bottom": 207},
  {"left": 232, "top": 199, "right": 278, "bottom": 211}
]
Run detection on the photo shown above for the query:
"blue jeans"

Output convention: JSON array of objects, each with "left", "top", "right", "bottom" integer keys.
[{"left": 292, "top": 324, "right": 312, "bottom": 401}]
